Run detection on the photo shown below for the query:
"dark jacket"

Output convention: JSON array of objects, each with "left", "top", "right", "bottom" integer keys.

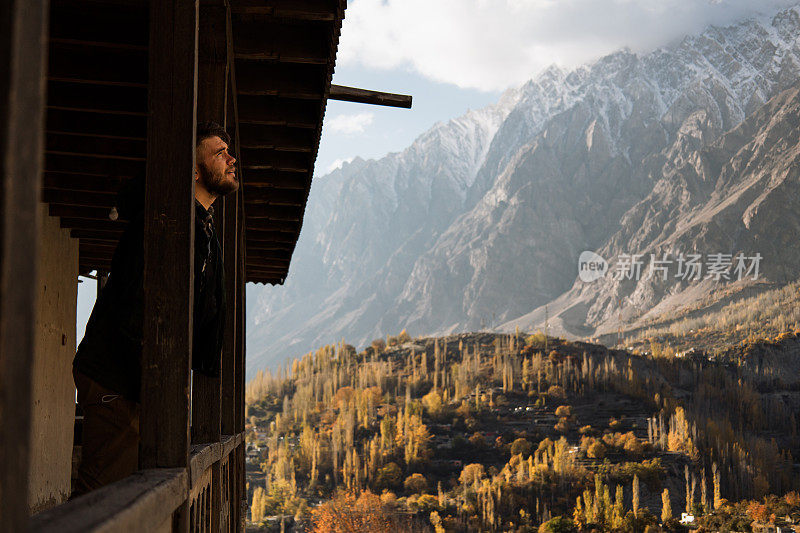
[{"left": 74, "top": 181, "right": 226, "bottom": 402}]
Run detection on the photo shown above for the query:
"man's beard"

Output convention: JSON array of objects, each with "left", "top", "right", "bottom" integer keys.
[{"left": 198, "top": 162, "right": 238, "bottom": 196}]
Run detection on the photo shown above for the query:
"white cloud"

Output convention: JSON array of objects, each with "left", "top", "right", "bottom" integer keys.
[
  {"left": 325, "top": 157, "right": 355, "bottom": 174},
  {"left": 326, "top": 112, "right": 375, "bottom": 135},
  {"left": 338, "top": 0, "right": 797, "bottom": 91}
]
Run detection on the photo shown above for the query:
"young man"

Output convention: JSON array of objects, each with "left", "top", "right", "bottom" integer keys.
[{"left": 71, "top": 121, "right": 238, "bottom": 494}]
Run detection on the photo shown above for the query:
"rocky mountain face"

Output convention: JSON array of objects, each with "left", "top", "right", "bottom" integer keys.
[{"left": 246, "top": 6, "right": 800, "bottom": 376}]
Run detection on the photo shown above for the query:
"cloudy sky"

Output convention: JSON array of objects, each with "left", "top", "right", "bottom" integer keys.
[{"left": 315, "top": 0, "right": 796, "bottom": 175}]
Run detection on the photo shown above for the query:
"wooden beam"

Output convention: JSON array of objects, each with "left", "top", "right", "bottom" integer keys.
[
  {"left": 29, "top": 468, "right": 188, "bottom": 533},
  {"left": 0, "top": 0, "right": 47, "bottom": 528},
  {"left": 140, "top": 0, "right": 199, "bottom": 479},
  {"left": 222, "top": 5, "right": 238, "bottom": 437},
  {"left": 329, "top": 84, "right": 413, "bottom": 109}
]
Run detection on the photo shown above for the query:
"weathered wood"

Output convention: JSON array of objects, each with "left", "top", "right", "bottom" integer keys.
[
  {"left": 0, "top": 0, "right": 48, "bottom": 529},
  {"left": 329, "top": 84, "right": 413, "bottom": 109},
  {"left": 192, "top": 0, "right": 227, "bottom": 447},
  {"left": 238, "top": 124, "right": 316, "bottom": 151},
  {"left": 44, "top": 152, "right": 144, "bottom": 177},
  {"left": 29, "top": 468, "right": 188, "bottom": 533},
  {"left": 140, "top": 0, "right": 199, "bottom": 477},
  {"left": 43, "top": 172, "right": 128, "bottom": 192}
]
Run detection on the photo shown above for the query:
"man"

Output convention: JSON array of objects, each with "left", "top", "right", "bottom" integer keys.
[{"left": 72, "top": 121, "right": 238, "bottom": 494}]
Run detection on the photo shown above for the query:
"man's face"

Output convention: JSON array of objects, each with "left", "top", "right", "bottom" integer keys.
[{"left": 196, "top": 135, "right": 238, "bottom": 196}]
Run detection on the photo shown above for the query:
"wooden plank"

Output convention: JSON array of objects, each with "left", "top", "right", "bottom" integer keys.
[
  {"left": 329, "top": 84, "right": 413, "bottom": 109},
  {"left": 44, "top": 152, "right": 145, "bottom": 177},
  {"left": 230, "top": 0, "right": 339, "bottom": 21},
  {"left": 42, "top": 189, "right": 116, "bottom": 207},
  {"left": 43, "top": 172, "right": 128, "bottom": 192},
  {"left": 232, "top": 17, "right": 329, "bottom": 64},
  {"left": 240, "top": 168, "right": 309, "bottom": 189},
  {"left": 49, "top": 0, "right": 148, "bottom": 47},
  {"left": 246, "top": 220, "right": 299, "bottom": 233},
  {"left": 240, "top": 148, "right": 311, "bottom": 172},
  {"left": 0, "top": 0, "right": 47, "bottom": 529},
  {"left": 235, "top": 61, "right": 325, "bottom": 98},
  {"left": 242, "top": 187, "right": 306, "bottom": 206},
  {"left": 51, "top": 206, "right": 120, "bottom": 221},
  {"left": 29, "top": 468, "right": 188, "bottom": 533},
  {"left": 47, "top": 80, "right": 148, "bottom": 115},
  {"left": 237, "top": 96, "right": 318, "bottom": 128},
  {"left": 48, "top": 41, "right": 148, "bottom": 86},
  {"left": 243, "top": 204, "right": 302, "bottom": 221},
  {"left": 238, "top": 124, "right": 315, "bottom": 151},
  {"left": 46, "top": 108, "right": 147, "bottom": 139},
  {"left": 191, "top": 0, "right": 227, "bottom": 447},
  {"left": 140, "top": 0, "right": 199, "bottom": 476},
  {"left": 245, "top": 230, "right": 296, "bottom": 243}
]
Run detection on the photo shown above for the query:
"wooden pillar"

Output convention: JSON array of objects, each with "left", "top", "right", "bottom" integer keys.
[
  {"left": 0, "top": 1, "right": 48, "bottom": 530},
  {"left": 221, "top": 2, "right": 238, "bottom": 438},
  {"left": 140, "top": 0, "right": 199, "bottom": 480},
  {"left": 235, "top": 179, "right": 246, "bottom": 532},
  {"left": 191, "top": 0, "right": 228, "bottom": 446}
]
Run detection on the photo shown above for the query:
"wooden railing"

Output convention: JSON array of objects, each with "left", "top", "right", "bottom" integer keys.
[{"left": 29, "top": 433, "right": 245, "bottom": 533}]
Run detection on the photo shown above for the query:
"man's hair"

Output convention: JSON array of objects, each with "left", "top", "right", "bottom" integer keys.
[{"left": 196, "top": 121, "right": 231, "bottom": 146}]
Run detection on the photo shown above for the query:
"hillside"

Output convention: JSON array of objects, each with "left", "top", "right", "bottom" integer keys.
[
  {"left": 246, "top": 5, "right": 800, "bottom": 375},
  {"left": 243, "top": 332, "right": 800, "bottom": 532}
]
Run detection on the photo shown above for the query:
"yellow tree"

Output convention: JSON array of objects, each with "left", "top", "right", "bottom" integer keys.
[{"left": 661, "top": 489, "right": 672, "bottom": 522}]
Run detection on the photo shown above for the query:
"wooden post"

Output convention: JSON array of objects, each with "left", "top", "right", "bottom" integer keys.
[
  {"left": 220, "top": 2, "right": 238, "bottom": 438},
  {"left": 0, "top": 1, "right": 48, "bottom": 530},
  {"left": 191, "top": 0, "right": 228, "bottom": 446},
  {"left": 235, "top": 181, "right": 246, "bottom": 532},
  {"left": 140, "top": 0, "right": 199, "bottom": 478}
]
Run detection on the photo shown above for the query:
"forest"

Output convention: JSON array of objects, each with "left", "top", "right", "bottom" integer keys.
[{"left": 243, "top": 330, "right": 800, "bottom": 533}]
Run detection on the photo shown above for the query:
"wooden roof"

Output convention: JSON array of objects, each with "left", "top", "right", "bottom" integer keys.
[{"left": 44, "top": 0, "right": 346, "bottom": 285}]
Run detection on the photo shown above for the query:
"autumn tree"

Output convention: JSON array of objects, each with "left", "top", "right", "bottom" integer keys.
[
  {"left": 403, "top": 473, "right": 428, "bottom": 494},
  {"left": 310, "top": 491, "right": 393, "bottom": 533},
  {"left": 661, "top": 489, "right": 672, "bottom": 522}
]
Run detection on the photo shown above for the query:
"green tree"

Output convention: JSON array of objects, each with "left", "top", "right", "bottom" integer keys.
[
  {"left": 538, "top": 516, "right": 577, "bottom": 533},
  {"left": 661, "top": 488, "right": 672, "bottom": 522}
]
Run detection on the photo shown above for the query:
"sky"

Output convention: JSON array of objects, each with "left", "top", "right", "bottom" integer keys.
[
  {"left": 314, "top": 0, "right": 796, "bottom": 176},
  {"left": 77, "top": 0, "right": 798, "bottom": 343}
]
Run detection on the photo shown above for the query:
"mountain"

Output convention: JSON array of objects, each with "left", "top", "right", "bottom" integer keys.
[{"left": 246, "top": 6, "right": 800, "bottom": 376}]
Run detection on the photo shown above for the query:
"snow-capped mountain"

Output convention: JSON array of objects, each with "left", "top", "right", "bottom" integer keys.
[{"left": 246, "top": 5, "right": 800, "bottom": 376}]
